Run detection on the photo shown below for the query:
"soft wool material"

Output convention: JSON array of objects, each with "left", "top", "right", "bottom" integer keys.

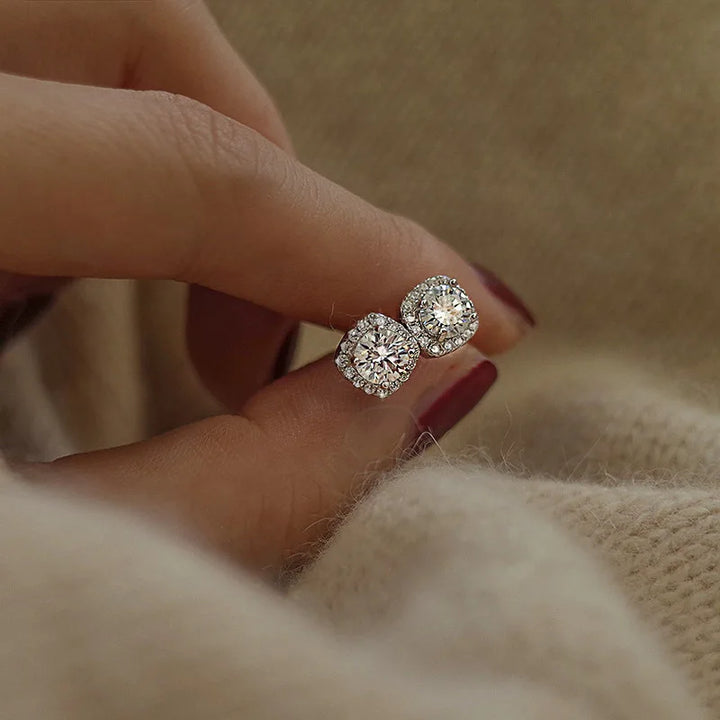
[{"left": 1, "top": 0, "right": 718, "bottom": 716}]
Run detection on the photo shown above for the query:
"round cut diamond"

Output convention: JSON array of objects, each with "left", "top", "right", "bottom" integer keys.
[
  {"left": 336, "top": 314, "right": 418, "bottom": 397},
  {"left": 400, "top": 276, "right": 478, "bottom": 358},
  {"left": 352, "top": 325, "right": 415, "bottom": 385},
  {"left": 417, "top": 283, "right": 474, "bottom": 340}
]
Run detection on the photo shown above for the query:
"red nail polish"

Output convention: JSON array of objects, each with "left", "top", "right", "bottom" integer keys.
[
  {"left": 472, "top": 263, "right": 536, "bottom": 327},
  {"left": 414, "top": 359, "right": 497, "bottom": 451}
]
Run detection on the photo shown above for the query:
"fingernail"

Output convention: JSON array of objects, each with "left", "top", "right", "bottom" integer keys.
[
  {"left": 0, "top": 294, "right": 54, "bottom": 349},
  {"left": 412, "top": 358, "right": 497, "bottom": 451},
  {"left": 273, "top": 326, "right": 299, "bottom": 380},
  {"left": 472, "top": 263, "right": 536, "bottom": 327}
]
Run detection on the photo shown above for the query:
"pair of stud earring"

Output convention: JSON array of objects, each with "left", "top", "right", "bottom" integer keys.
[{"left": 334, "top": 275, "right": 478, "bottom": 398}]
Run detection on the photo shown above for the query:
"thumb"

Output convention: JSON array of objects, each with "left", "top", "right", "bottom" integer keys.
[{"left": 24, "top": 349, "right": 497, "bottom": 574}]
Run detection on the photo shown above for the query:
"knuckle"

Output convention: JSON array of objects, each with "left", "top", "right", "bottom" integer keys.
[
  {"left": 144, "top": 91, "right": 226, "bottom": 161},
  {"left": 140, "top": 90, "right": 274, "bottom": 277},
  {"left": 143, "top": 90, "right": 268, "bottom": 175}
]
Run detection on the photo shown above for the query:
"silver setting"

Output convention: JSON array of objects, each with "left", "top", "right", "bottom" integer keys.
[
  {"left": 400, "top": 275, "right": 478, "bottom": 357},
  {"left": 335, "top": 313, "right": 420, "bottom": 398}
]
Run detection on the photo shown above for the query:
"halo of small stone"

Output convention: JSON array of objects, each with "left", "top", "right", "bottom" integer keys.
[
  {"left": 400, "top": 275, "right": 479, "bottom": 358},
  {"left": 334, "top": 313, "right": 420, "bottom": 398}
]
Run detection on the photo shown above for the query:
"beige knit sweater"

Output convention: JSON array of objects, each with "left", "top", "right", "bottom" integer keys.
[{"left": 1, "top": 0, "right": 718, "bottom": 717}]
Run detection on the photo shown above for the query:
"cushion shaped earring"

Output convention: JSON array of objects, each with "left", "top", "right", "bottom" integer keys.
[
  {"left": 401, "top": 275, "right": 478, "bottom": 357},
  {"left": 334, "top": 313, "right": 420, "bottom": 398}
]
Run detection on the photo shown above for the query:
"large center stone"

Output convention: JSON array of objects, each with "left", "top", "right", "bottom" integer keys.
[
  {"left": 418, "top": 284, "right": 473, "bottom": 339},
  {"left": 353, "top": 326, "right": 414, "bottom": 385}
]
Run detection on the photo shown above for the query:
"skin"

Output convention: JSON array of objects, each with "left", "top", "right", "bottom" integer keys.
[{"left": 0, "top": 0, "right": 529, "bottom": 575}]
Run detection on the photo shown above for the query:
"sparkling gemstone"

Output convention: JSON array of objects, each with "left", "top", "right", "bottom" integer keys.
[
  {"left": 417, "top": 284, "right": 474, "bottom": 340},
  {"left": 352, "top": 325, "right": 415, "bottom": 385}
]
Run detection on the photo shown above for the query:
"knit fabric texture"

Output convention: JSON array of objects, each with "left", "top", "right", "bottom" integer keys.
[{"left": 0, "top": 0, "right": 718, "bottom": 717}]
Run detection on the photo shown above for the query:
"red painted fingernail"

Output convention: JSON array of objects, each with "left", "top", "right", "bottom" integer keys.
[
  {"left": 413, "top": 359, "right": 497, "bottom": 451},
  {"left": 472, "top": 263, "right": 536, "bottom": 327},
  {"left": 273, "top": 326, "right": 299, "bottom": 381}
]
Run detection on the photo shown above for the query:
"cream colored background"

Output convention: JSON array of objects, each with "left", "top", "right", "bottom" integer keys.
[{"left": 0, "top": 1, "right": 718, "bottom": 717}]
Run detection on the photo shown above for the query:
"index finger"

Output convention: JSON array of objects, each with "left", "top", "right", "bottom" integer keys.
[{"left": 0, "top": 73, "right": 532, "bottom": 354}]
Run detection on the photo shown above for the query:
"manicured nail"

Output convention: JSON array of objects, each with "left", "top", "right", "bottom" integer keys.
[
  {"left": 472, "top": 263, "right": 536, "bottom": 327},
  {"left": 0, "top": 294, "right": 54, "bottom": 349},
  {"left": 412, "top": 358, "right": 497, "bottom": 451},
  {"left": 273, "top": 326, "right": 299, "bottom": 380}
]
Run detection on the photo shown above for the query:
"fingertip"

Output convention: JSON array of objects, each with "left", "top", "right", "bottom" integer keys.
[{"left": 471, "top": 262, "right": 536, "bottom": 328}]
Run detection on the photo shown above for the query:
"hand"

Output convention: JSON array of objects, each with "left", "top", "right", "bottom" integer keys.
[{"left": 2, "top": 0, "right": 533, "bottom": 573}]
